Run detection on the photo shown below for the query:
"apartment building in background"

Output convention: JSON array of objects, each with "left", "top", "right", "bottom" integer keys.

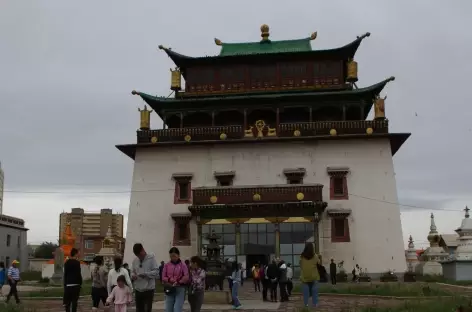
[
  {"left": 0, "top": 161, "right": 4, "bottom": 214},
  {"left": 59, "top": 208, "right": 124, "bottom": 261}
]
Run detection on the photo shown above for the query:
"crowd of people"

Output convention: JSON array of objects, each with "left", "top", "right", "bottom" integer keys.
[{"left": 0, "top": 241, "right": 329, "bottom": 310}]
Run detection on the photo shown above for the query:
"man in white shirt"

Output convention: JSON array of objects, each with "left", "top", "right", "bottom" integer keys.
[{"left": 286, "top": 263, "right": 293, "bottom": 296}]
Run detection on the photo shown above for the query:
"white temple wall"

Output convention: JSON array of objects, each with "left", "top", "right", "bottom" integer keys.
[{"left": 124, "top": 139, "right": 407, "bottom": 275}]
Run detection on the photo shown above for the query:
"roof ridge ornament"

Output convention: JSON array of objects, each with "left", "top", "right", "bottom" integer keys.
[
  {"left": 310, "top": 32, "right": 318, "bottom": 41},
  {"left": 214, "top": 38, "right": 222, "bottom": 46},
  {"left": 260, "top": 24, "right": 270, "bottom": 42}
]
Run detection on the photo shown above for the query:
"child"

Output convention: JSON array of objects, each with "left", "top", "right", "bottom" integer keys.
[
  {"left": 228, "top": 262, "right": 242, "bottom": 310},
  {"left": 106, "top": 275, "right": 132, "bottom": 312}
]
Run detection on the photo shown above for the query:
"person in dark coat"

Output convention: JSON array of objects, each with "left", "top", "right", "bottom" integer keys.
[
  {"left": 330, "top": 259, "right": 337, "bottom": 285},
  {"left": 266, "top": 260, "right": 279, "bottom": 302},
  {"left": 277, "top": 260, "right": 289, "bottom": 302}
]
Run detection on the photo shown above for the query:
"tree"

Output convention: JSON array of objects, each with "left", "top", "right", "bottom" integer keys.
[{"left": 33, "top": 242, "right": 59, "bottom": 259}]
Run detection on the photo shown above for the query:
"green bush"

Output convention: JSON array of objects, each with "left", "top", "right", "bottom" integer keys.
[{"left": 19, "top": 271, "right": 42, "bottom": 281}]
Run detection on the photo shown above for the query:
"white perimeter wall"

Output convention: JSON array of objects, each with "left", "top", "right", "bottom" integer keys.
[{"left": 124, "top": 139, "right": 407, "bottom": 274}]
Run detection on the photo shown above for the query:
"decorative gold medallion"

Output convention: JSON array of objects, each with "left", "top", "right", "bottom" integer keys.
[
  {"left": 255, "top": 120, "right": 266, "bottom": 138},
  {"left": 210, "top": 196, "right": 218, "bottom": 204},
  {"left": 150, "top": 136, "right": 158, "bottom": 143},
  {"left": 330, "top": 129, "right": 337, "bottom": 136},
  {"left": 296, "top": 192, "right": 305, "bottom": 201},
  {"left": 184, "top": 135, "right": 191, "bottom": 142},
  {"left": 220, "top": 133, "right": 227, "bottom": 140},
  {"left": 293, "top": 130, "right": 301, "bottom": 137},
  {"left": 366, "top": 127, "right": 373, "bottom": 135},
  {"left": 253, "top": 193, "right": 261, "bottom": 201}
]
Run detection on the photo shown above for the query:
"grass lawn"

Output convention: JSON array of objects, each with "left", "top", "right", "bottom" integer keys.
[
  {"left": 359, "top": 297, "right": 469, "bottom": 312},
  {"left": 293, "top": 282, "right": 451, "bottom": 297}
]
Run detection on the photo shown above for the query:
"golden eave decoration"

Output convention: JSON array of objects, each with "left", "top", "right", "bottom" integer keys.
[
  {"left": 296, "top": 192, "right": 305, "bottom": 201},
  {"left": 210, "top": 196, "right": 218, "bottom": 204},
  {"left": 253, "top": 193, "right": 261, "bottom": 201}
]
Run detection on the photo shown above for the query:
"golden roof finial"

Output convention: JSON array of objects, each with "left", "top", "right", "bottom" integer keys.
[{"left": 260, "top": 24, "right": 270, "bottom": 41}]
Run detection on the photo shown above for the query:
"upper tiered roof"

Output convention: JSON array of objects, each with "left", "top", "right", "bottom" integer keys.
[{"left": 158, "top": 25, "right": 370, "bottom": 68}]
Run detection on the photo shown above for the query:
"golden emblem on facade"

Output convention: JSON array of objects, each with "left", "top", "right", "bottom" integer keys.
[
  {"left": 220, "top": 133, "right": 227, "bottom": 140},
  {"left": 151, "top": 136, "right": 158, "bottom": 143},
  {"left": 330, "top": 129, "right": 337, "bottom": 136},
  {"left": 293, "top": 130, "right": 301, "bottom": 137},
  {"left": 245, "top": 120, "right": 277, "bottom": 138},
  {"left": 296, "top": 192, "right": 305, "bottom": 201},
  {"left": 253, "top": 193, "right": 261, "bottom": 201},
  {"left": 366, "top": 128, "right": 373, "bottom": 135},
  {"left": 210, "top": 196, "right": 218, "bottom": 204},
  {"left": 347, "top": 59, "right": 358, "bottom": 82},
  {"left": 374, "top": 95, "right": 386, "bottom": 120},
  {"left": 170, "top": 67, "right": 182, "bottom": 91},
  {"left": 184, "top": 135, "right": 191, "bottom": 142}
]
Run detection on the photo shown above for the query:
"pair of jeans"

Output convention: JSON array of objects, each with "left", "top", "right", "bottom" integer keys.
[
  {"left": 301, "top": 281, "right": 319, "bottom": 306},
  {"left": 6, "top": 280, "right": 20, "bottom": 304},
  {"left": 231, "top": 282, "right": 241, "bottom": 307},
  {"left": 135, "top": 289, "right": 155, "bottom": 312},
  {"left": 253, "top": 279, "right": 260, "bottom": 292},
  {"left": 286, "top": 280, "right": 293, "bottom": 296},
  {"left": 188, "top": 290, "right": 204, "bottom": 312},
  {"left": 262, "top": 279, "right": 269, "bottom": 300},
  {"left": 269, "top": 281, "right": 278, "bottom": 301},
  {"left": 164, "top": 286, "right": 186, "bottom": 312},
  {"left": 91, "top": 286, "right": 107, "bottom": 308},
  {"left": 64, "top": 285, "right": 81, "bottom": 312}
]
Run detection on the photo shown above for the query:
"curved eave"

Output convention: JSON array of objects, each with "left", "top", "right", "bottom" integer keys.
[
  {"left": 132, "top": 75, "right": 393, "bottom": 112},
  {"left": 116, "top": 132, "right": 410, "bottom": 160},
  {"left": 158, "top": 32, "right": 371, "bottom": 68}
]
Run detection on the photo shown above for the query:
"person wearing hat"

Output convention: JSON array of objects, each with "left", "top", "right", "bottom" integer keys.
[{"left": 6, "top": 260, "right": 21, "bottom": 304}]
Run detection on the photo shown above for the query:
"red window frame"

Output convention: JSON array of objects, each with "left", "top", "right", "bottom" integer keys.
[
  {"left": 331, "top": 217, "right": 350, "bottom": 243},
  {"left": 329, "top": 173, "right": 349, "bottom": 200},
  {"left": 173, "top": 177, "right": 192, "bottom": 204},
  {"left": 173, "top": 221, "right": 190, "bottom": 246}
]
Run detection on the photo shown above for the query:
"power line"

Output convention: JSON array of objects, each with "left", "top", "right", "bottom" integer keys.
[{"left": 2, "top": 187, "right": 464, "bottom": 213}]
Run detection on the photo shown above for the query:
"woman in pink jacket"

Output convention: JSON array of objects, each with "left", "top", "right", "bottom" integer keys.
[{"left": 162, "top": 247, "right": 189, "bottom": 312}]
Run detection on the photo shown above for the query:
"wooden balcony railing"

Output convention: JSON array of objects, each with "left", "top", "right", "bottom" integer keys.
[
  {"left": 137, "top": 120, "right": 388, "bottom": 144},
  {"left": 192, "top": 184, "right": 324, "bottom": 206}
]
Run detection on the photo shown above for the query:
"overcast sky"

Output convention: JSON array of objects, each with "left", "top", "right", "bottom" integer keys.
[{"left": 1, "top": 0, "right": 471, "bottom": 248}]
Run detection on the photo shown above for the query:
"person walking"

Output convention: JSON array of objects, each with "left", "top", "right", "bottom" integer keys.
[
  {"left": 330, "top": 259, "right": 337, "bottom": 285},
  {"left": 6, "top": 260, "right": 21, "bottom": 304},
  {"left": 286, "top": 263, "right": 293, "bottom": 296},
  {"left": 261, "top": 264, "right": 269, "bottom": 301},
  {"left": 158, "top": 261, "right": 165, "bottom": 283},
  {"left": 162, "top": 247, "right": 189, "bottom": 312},
  {"left": 107, "top": 257, "right": 133, "bottom": 295},
  {"left": 229, "top": 262, "right": 242, "bottom": 309},
  {"left": 266, "top": 260, "right": 279, "bottom": 302},
  {"left": 188, "top": 256, "right": 206, "bottom": 312},
  {"left": 299, "top": 243, "right": 320, "bottom": 308},
  {"left": 63, "top": 249, "right": 82, "bottom": 312},
  {"left": 91, "top": 256, "right": 108, "bottom": 310},
  {"left": 131, "top": 243, "right": 159, "bottom": 312},
  {"left": 106, "top": 275, "right": 132, "bottom": 312},
  {"left": 0, "top": 262, "right": 6, "bottom": 299},
  {"left": 277, "top": 260, "right": 288, "bottom": 302},
  {"left": 252, "top": 264, "right": 261, "bottom": 292}
]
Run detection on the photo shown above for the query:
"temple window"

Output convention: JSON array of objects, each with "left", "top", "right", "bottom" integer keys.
[
  {"left": 327, "top": 166, "right": 349, "bottom": 200},
  {"left": 85, "top": 239, "right": 94, "bottom": 249},
  {"left": 214, "top": 171, "right": 235, "bottom": 187},
  {"left": 283, "top": 168, "right": 306, "bottom": 184},
  {"left": 6, "top": 234, "right": 11, "bottom": 247},
  {"left": 327, "top": 209, "right": 351, "bottom": 243},
  {"left": 172, "top": 214, "right": 191, "bottom": 246},
  {"left": 172, "top": 173, "right": 193, "bottom": 204}
]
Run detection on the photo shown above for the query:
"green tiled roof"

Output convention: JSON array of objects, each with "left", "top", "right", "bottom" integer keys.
[{"left": 218, "top": 38, "right": 312, "bottom": 56}]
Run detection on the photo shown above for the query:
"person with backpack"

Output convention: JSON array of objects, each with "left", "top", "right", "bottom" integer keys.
[
  {"left": 299, "top": 243, "right": 320, "bottom": 308},
  {"left": 107, "top": 257, "right": 133, "bottom": 295},
  {"left": 252, "top": 264, "right": 261, "bottom": 292},
  {"left": 162, "top": 247, "right": 189, "bottom": 312}
]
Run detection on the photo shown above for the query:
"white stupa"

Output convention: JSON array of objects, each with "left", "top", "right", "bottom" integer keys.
[
  {"left": 97, "top": 225, "right": 122, "bottom": 270},
  {"left": 453, "top": 206, "right": 472, "bottom": 260},
  {"left": 405, "top": 235, "right": 419, "bottom": 271},
  {"left": 416, "top": 213, "right": 448, "bottom": 275},
  {"left": 442, "top": 206, "right": 472, "bottom": 281}
]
